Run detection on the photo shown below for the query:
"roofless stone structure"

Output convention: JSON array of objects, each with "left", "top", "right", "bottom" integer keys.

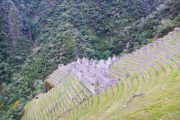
[{"left": 45, "top": 56, "right": 118, "bottom": 94}]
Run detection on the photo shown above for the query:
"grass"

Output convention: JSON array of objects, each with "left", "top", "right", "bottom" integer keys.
[{"left": 111, "top": 70, "right": 180, "bottom": 120}]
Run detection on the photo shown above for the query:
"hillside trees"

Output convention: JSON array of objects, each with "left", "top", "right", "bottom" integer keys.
[{"left": 0, "top": 0, "right": 179, "bottom": 119}]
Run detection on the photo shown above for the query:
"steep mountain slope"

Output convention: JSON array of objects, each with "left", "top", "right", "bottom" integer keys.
[
  {"left": 0, "top": 0, "right": 180, "bottom": 119},
  {"left": 22, "top": 29, "right": 180, "bottom": 120},
  {"left": 0, "top": 0, "right": 32, "bottom": 84}
]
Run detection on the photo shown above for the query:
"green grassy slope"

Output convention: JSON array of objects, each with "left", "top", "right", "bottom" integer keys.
[{"left": 22, "top": 29, "right": 180, "bottom": 120}]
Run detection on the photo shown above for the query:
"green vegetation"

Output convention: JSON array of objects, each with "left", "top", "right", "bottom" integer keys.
[
  {"left": 0, "top": 0, "right": 180, "bottom": 119},
  {"left": 22, "top": 30, "right": 180, "bottom": 120}
]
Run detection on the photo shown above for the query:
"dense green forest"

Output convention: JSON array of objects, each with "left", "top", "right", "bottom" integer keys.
[{"left": 0, "top": 0, "right": 179, "bottom": 119}]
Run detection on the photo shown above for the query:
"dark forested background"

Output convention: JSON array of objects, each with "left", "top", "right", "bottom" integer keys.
[{"left": 0, "top": 0, "right": 179, "bottom": 119}]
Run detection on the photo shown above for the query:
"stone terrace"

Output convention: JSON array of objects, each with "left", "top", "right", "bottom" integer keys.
[{"left": 22, "top": 28, "right": 180, "bottom": 120}]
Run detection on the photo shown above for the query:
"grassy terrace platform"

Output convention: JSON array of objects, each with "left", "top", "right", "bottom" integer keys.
[{"left": 22, "top": 28, "right": 180, "bottom": 120}]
